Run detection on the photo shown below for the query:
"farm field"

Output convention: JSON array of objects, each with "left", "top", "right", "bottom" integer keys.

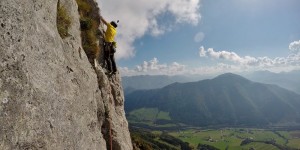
[{"left": 166, "top": 128, "right": 300, "bottom": 150}]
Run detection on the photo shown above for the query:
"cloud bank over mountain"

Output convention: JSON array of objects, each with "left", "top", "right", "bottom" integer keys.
[
  {"left": 199, "top": 40, "right": 300, "bottom": 69},
  {"left": 120, "top": 58, "right": 186, "bottom": 76},
  {"left": 120, "top": 40, "right": 300, "bottom": 76},
  {"left": 196, "top": 40, "right": 300, "bottom": 74},
  {"left": 119, "top": 58, "right": 241, "bottom": 76}
]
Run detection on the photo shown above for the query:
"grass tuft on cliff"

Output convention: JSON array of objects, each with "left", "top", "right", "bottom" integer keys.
[
  {"left": 75, "top": 0, "right": 101, "bottom": 62},
  {"left": 131, "top": 128, "right": 193, "bottom": 150},
  {"left": 57, "top": 0, "right": 71, "bottom": 39}
]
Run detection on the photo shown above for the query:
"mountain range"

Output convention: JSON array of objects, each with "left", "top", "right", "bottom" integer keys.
[
  {"left": 244, "top": 70, "right": 300, "bottom": 94},
  {"left": 125, "top": 73, "right": 300, "bottom": 127},
  {"left": 122, "top": 70, "right": 300, "bottom": 95},
  {"left": 122, "top": 75, "right": 210, "bottom": 94}
]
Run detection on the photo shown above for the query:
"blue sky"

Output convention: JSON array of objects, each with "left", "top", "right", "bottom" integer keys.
[{"left": 99, "top": 0, "right": 300, "bottom": 76}]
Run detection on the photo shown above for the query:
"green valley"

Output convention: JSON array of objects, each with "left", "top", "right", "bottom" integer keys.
[
  {"left": 125, "top": 73, "right": 300, "bottom": 149},
  {"left": 126, "top": 73, "right": 300, "bottom": 127},
  {"left": 131, "top": 128, "right": 300, "bottom": 150}
]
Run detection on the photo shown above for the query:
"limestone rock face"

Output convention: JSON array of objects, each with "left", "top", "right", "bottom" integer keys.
[{"left": 0, "top": 0, "right": 132, "bottom": 149}]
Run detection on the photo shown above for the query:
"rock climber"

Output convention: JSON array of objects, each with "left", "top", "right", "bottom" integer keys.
[{"left": 100, "top": 15, "right": 118, "bottom": 75}]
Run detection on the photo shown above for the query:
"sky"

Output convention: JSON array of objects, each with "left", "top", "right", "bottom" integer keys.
[{"left": 98, "top": 0, "right": 300, "bottom": 76}]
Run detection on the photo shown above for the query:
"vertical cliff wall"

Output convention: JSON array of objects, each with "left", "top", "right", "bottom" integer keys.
[{"left": 0, "top": 0, "right": 132, "bottom": 149}]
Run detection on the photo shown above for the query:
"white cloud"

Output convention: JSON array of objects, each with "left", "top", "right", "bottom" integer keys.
[
  {"left": 289, "top": 40, "right": 300, "bottom": 54},
  {"left": 199, "top": 46, "right": 206, "bottom": 57},
  {"left": 194, "top": 32, "right": 205, "bottom": 42},
  {"left": 98, "top": 0, "right": 201, "bottom": 60},
  {"left": 199, "top": 45, "right": 300, "bottom": 69},
  {"left": 205, "top": 48, "right": 244, "bottom": 62},
  {"left": 199, "top": 47, "right": 260, "bottom": 66},
  {"left": 168, "top": 0, "right": 201, "bottom": 25},
  {"left": 119, "top": 58, "right": 186, "bottom": 76}
]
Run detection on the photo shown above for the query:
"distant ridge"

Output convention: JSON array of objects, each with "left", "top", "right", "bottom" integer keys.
[
  {"left": 245, "top": 70, "right": 300, "bottom": 94},
  {"left": 122, "top": 74, "right": 211, "bottom": 94}
]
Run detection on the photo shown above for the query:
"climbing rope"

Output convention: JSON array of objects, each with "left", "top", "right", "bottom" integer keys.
[
  {"left": 105, "top": 103, "right": 113, "bottom": 150},
  {"left": 109, "top": 119, "right": 113, "bottom": 150}
]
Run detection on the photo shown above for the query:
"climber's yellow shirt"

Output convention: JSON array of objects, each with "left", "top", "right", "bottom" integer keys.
[{"left": 104, "top": 23, "right": 117, "bottom": 42}]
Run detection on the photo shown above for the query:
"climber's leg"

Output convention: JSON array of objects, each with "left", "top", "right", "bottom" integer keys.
[
  {"left": 110, "top": 54, "right": 117, "bottom": 74},
  {"left": 104, "top": 44, "right": 112, "bottom": 73}
]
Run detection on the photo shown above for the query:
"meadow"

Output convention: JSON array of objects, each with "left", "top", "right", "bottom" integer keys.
[
  {"left": 166, "top": 128, "right": 300, "bottom": 150},
  {"left": 128, "top": 109, "right": 300, "bottom": 149}
]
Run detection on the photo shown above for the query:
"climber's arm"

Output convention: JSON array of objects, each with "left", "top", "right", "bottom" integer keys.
[{"left": 100, "top": 16, "right": 108, "bottom": 26}]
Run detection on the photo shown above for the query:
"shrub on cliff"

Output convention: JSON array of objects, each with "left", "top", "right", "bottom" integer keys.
[
  {"left": 57, "top": 0, "right": 71, "bottom": 39},
  {"left": 75, "top": 0, "right": 101, "bottom": 62}
]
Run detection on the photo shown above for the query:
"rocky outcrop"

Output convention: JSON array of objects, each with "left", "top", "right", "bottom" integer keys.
[{"left": 0, "top": 0, "right": 132, "bottom": 149}]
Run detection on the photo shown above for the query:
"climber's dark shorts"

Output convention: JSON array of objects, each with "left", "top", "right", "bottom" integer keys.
[
  {"left": 103, "top": 42, "right": 117, "bottom": 73},
  {"left": 104, "top": 42, "right": 116, "bottom": 54}
]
